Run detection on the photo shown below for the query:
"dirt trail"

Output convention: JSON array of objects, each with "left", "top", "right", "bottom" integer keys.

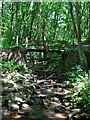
[{"left": 2, "top": 69, "right": 73, "bottom": 120}]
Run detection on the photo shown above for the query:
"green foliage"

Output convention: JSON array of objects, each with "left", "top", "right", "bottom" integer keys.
[
  {"left": 0, "top": 2, "right": 74, "bottom": 48},
  {"left": 66, "top": 65, "right": 83, "bottom": 82},
  {"left": 1, "top": 60, "right": 27, "bottom": 73},
  {"left": 13, "top": 76, "right": 25, "bottom": 83},
  {"left": 1, "top": 60, "right": 16, "bottom": 73},
  {"left": 67, "top": 67, "right": 90, "bottom": 117},
  {"left": 77, "top": 82, "right": 90, "bottom": 116},
  {"left": 15, "top": 64, "right": 27, "bottom": 72}
]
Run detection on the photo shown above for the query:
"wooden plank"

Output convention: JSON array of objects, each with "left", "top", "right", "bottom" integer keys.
[{"left": 25, "top": 48, "right": 65, "bottom": 54}]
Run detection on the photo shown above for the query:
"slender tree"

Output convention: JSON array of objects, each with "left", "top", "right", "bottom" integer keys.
[{"left": 69, "top": 3, "right": 88, "bottom": 70}]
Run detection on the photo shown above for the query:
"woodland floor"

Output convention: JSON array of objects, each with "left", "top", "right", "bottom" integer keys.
[{"left": 1, "top": 62, "right": 89, "bottom": 120}]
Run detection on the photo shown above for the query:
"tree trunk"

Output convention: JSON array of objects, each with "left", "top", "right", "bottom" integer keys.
[
  {"left": 1, "top": 2, "right": 4, "bottom": 36},
  {"left": 76, "top": 3, "right": 88, "bottom": 70},
  {"left": 69, "top": 3, "right": 88, "bottom": 74},
  {"left": 28, "top": 2, "right": 39, "bottom": 41},
  {"left": 87, "top": 2, "right": 90, "bottom": 41},
  {"left": 10, "top": 3, "right": 14, "bottom": 46}
]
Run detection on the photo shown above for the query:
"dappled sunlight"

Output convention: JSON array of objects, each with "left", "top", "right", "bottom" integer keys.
[{"left": 1, "top": 2, "right": 90, "bottom": 120}]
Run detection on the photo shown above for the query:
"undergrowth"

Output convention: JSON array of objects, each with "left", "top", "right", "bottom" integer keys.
[
  {"left": 66, "top": 65, "right": 90, "bottom": 118},
  {"left": 0, "top": 60, "right": 28, "bottom": 73}
]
